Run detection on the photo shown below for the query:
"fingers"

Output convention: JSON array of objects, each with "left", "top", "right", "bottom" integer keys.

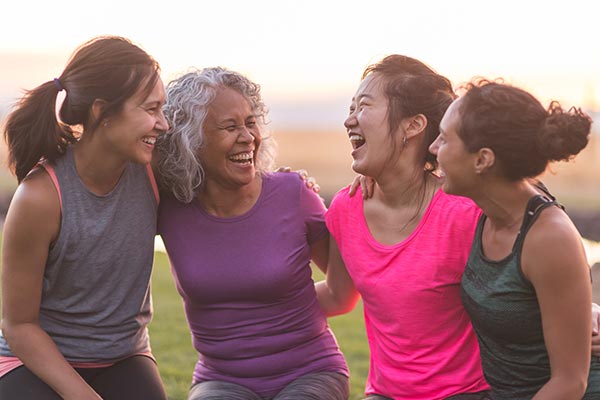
[
  {"left": 296, "top": 169, "right": 308, "bottom": 181},
  {"left": 593, "top": 334, "right": 600, "bottom": 358},
  {"left": 348, "top": 175, "right": 361, "bottom": 197},
  {"left": 364, "top": 176, "right": 375, "bottom": 199},
  {"left": 593, "top": 303, "right": 600, "bottom": 335},
  {"left": 304, "top": 177, "right": 321, "bottom": 194},
  {"left": 276, "top": 166, "right": 292, "bottom": 173}
]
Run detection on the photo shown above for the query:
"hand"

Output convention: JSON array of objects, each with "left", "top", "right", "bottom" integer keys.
[
  {"left": 592, "top": 303, "right": 600, "bottom": 358},
  {"left": 348, "top": 174, "right": 375, "bottom": 199},
  {"left": 276, "top": 167, "right": 320, "bottom": 194}
]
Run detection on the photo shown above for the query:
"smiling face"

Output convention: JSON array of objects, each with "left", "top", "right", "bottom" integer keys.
[
  {"left": 199, "top": 86, "right": 261, "bottom": 190},
  {"left": 429, "top": 97, "right": 478, "bottom": 196},
  {"left": 344, "top": 73, "right": 396, "bottom": 177},
  {"left": 102, "top": 76, "right": 168, "bottom": 165}
]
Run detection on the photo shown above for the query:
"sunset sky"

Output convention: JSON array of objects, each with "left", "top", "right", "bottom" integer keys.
[{"left": 2, "top": 0, "right": 600, "bottom": 129}]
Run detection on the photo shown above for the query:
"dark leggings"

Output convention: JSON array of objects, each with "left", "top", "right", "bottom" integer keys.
[
  {"left": 0, "top": 355, "right": 167, "bottom": 400},
  {"left": 364, "top": 390, "right": 490, "bottom": 400}
]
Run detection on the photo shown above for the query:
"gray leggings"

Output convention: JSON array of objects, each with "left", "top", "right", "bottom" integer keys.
[{"left": 188, "top": 372, "right": 349, "bottom": 400}]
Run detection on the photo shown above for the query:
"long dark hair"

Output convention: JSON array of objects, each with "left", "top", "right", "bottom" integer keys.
[
  {"left": 4, "top": 36, "right": 160, "bottom": 182},
  {"left": 362, "top": 55, "right": 456, "bottom": 171}
]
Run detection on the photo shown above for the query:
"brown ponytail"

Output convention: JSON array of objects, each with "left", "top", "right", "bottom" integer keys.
[
  {"left": 4, "top": 81, "right": 77, "bottom": 182},
  {"left": 3, "top": 36, "right": 160, "bottom": 183}
]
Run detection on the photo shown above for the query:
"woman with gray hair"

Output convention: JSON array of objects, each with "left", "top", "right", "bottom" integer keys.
[{"left": 155, "top": 67, "right": 349, "bottom": 400}]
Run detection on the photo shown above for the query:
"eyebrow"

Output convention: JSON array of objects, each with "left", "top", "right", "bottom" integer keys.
[
  {"left": 142, "top": 99, "right": 163, "bottom": 107},
  {"left": 357, "top": 94, "right": 375, "bottom": 101},
  {"left": 217, "top": 118, "right": 238, "bottom": 126}
]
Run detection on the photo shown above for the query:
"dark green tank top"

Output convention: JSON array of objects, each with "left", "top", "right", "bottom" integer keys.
[{"left": 461, "top": 195, "right": 600, "bottom": 399}]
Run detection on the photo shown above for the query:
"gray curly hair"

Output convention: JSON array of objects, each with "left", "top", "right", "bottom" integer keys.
[{"left": 155, "top": 67, "right": 276, "bottom": 203}]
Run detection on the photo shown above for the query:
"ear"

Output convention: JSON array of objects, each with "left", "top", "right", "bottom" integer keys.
[
  {"left": 401, "top": 114, "right": 427, "bottom": 139},
  {"left": 474, "top": 147, "right": 495, "bottom": 174},
  {"left": 90, "top": 99, "right": 108, "bottom": 126}
]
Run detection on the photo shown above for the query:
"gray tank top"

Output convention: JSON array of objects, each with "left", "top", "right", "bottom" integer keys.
[{"left": 0, "top": 147, "right": 158, "bottom": 362}]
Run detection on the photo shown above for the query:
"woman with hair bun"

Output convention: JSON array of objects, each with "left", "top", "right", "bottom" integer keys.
[{"left": 430, "top": 80, "right": 600, "bottom": 399}]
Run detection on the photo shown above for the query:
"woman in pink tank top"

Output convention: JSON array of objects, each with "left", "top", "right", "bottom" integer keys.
[{"left": 316, "top": 55, "right": 490, "bottom": 400}]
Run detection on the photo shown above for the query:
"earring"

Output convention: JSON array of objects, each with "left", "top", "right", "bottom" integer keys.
[
  {"left": 403, "top": 136, "right": 408, "bottom": 147},
  {"left": 103, "top": 120, "right": 108, "bottom": 127}
]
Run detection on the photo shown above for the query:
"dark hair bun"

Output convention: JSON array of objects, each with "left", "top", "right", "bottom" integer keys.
[{"left": 537, "top": 102, "right": 591, "bottom": 162}]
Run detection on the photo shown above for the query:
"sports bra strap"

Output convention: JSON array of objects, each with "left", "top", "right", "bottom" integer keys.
[
  {"left": 513, "top": 195, "right": 559, "bottom": 253},
  {"left": 37, "top": 161, "right": 63, "bottom": 210},
  {"left": 145, "top": 164, "right": 160, "bottom": 205},
  {"left": 30, "top": 161, "right": 158, "bottom": 210}
]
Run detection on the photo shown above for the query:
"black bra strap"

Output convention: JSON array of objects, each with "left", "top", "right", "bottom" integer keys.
[{"left": 513, "top": 194, "right": 560, "bottom": 253}]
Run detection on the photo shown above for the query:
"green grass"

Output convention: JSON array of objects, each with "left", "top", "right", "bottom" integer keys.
[{"left": 149, "top": 251, "right": 370, "bottom": 400}]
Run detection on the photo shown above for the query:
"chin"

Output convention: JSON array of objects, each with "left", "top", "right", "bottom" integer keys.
[
  {"left": 441, "top": 180, "right": 456, "bottom": 195},
  {"left": 351, "top": 161, "right": 366, "bottom": 176}
]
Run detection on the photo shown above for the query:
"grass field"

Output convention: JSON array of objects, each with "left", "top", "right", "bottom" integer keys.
[{"left": 149, "top": 251, "right": 370, "bottom": 400}]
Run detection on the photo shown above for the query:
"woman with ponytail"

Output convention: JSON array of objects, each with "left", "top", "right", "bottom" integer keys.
[
  {"left": 0, "top": 36, "right": 168, "bottom": 399},
  {"left": 430, "top": 80, "right": 600, "bottom": 399}
]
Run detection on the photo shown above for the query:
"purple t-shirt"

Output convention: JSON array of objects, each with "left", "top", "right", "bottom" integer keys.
[{"left": 157, "top": 172, "right": 348, "bottom": 397}]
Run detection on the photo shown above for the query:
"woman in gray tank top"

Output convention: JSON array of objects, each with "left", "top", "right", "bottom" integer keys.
[
  {"left": 430, "top": 80, "right": 599, "bottom": 399},
  {"left": 0, "top": 36, "right": 169, "bottom": 399}
]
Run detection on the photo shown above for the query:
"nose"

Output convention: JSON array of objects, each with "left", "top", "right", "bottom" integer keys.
[
  {"left": 429, "top": 135, "right": 440, "bottom": 155},
  {"left": 156, "top": 109, "right": 169, "bottom": 132},
  {"left": 344, "top": 112, "right": 356, "bottom": 131},
  {"left": 237, "top": 125, "right": 256, "bottom": 143}
]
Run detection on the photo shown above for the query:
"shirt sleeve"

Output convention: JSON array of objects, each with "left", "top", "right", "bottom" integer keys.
[
  {"left": 325, "top": 186, "right": 352, "bottom": 242},
  {"left": 298, "top": 177, "right": 328, "bottom": 244}
]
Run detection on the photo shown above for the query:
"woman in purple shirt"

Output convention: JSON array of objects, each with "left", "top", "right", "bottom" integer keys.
[{"left": 154, "top": 67, "right": 349, "bottom": 400}]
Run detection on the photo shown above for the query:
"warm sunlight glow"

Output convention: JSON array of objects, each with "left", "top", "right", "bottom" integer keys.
[{"left": 2, "top": 0, "right": 600, "bottom": 122}]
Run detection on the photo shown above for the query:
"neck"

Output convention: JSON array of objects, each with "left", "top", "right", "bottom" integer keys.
[
  {"left": 73, "top": 137, "right": 128, "bottom": 195},
  {"left": 473, "top": 179, "right": 539, "bottom": 230},
  {"left": 374, "top": 169, "right": 439, "bottom": 209},
  {"left": 197, "top": 175, "right": 262, "bottom": 218}
]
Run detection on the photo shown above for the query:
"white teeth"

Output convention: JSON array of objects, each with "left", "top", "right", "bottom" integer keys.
[
  {"left": 229, "top": 151, "right": 254, "bottom": 162},
  {"left": 142, "top": 137, "right": 156, "bottom": 145},
  {"left": 349, "top": 134, "right": 364, "bottom": 142}
]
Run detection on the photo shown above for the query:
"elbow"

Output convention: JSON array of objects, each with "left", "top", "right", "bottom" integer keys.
[
  {"left": 575, "top": 377, "right": 588, "bottom": 398},
  {"left": 1, "top": 318, "right": 36, "bottom": 347},
  {"left": 1, "top": 318, "right": 15, "bottom": 343},
  {"left": 328, "top": 294, "right": 360, "bottom": 317},
  {"left": 554, "top": 374, "right": 588, "bottom": 399}
]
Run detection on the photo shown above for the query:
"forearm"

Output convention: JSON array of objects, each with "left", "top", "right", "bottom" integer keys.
[
  {"left": 3, "top": 322, "right": 101, "bottom": 399},
  {"left": 315, "top": 280, "right": 358, "bottom": 316}
]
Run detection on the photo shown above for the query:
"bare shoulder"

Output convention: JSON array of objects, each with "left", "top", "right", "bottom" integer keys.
[
  {"left": 522, "top": 206, "right": 588, "bottom": 281},
  {"left": 525, "top": 206, "right": 581, "bottom": 250},
  {"left": 5, "top": 168, "right": 61, "bottom": 241}
]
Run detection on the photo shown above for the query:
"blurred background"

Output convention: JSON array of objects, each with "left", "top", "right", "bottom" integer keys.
[
  {"left": 1, "top": 0, "right": 599, "bottom": 243},
  {"left": 1, "top": 2, "right": 600, "bottom": 397}
]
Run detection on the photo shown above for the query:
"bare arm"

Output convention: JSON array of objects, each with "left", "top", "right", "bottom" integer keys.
[
  {"left": 315, "top": 238, "right": 360, "bottom": 316},
  {"left": 524, "top": 211, "right": 591, "bottom": 399},
  {"left": 1, "top": 169, "right": 102, "bottom": 400},
  {"left": 310, "top": 234, "right": 329, "bottom": 274}
]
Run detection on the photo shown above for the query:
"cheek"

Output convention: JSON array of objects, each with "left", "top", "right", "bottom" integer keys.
[{"left": 252, "top": 131, "right": 262, "bottom": 145}]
